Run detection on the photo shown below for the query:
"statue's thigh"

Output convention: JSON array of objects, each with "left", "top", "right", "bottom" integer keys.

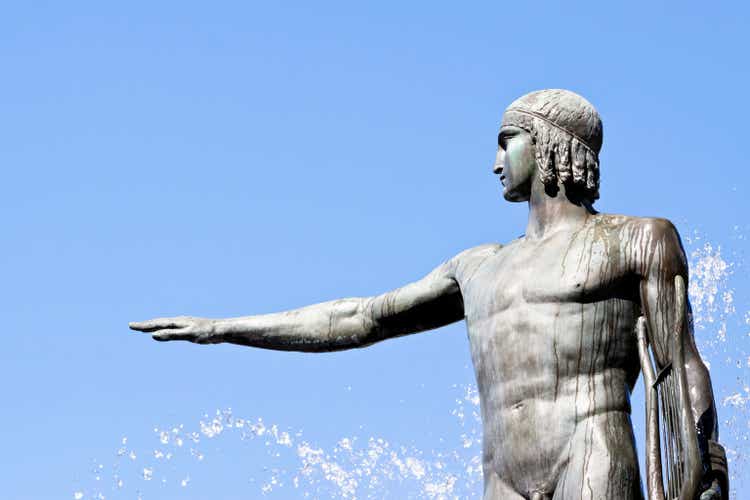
[{"left": 553, "top": 413, "right": 643, "bottom": 500}]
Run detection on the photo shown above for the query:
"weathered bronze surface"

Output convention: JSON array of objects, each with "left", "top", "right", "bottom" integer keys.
[{"left": 131, "top": 90, "right": 728, "bottom": 499}]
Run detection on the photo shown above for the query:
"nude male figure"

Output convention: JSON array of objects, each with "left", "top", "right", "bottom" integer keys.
[{"left": 131, "top": 90, "right": 727, "bottom": 499}]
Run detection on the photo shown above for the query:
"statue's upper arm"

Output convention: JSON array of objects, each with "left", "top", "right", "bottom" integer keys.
[
  {"left": 636, "top": 217, "right": 689, "bottom": 366},
  {"left": 365, "top": 244, "right": 500, "bottom": 339}
]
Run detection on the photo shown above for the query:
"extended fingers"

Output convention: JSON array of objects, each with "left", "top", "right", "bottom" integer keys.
[
  {"left": 129, "top": 317, "right": 190, "bottom": 332},
  {"left": 151, "top": 328, "right": 196, "bottom": 342}
]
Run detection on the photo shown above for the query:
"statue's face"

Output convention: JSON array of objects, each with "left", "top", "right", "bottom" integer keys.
[{"left": 494, "top": 125, "right": 536, "bottom": 202}]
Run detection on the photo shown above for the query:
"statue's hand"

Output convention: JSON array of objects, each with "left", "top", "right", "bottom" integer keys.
[
  {"left": 700, "top": 478, "right": 723, "bottom": 500},
  {"left": 129, "top": 316, "right": 217, "bottom": 344}
]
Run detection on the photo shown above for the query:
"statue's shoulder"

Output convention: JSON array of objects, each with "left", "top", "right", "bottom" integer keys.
[
  {"left": 453, "top": 243, "right": 503, "bottom": 262},
  {"left": 449, "top": 243, "right": 503, "bottom": 278},
  {"left": 592, "top": 213, "right": 679, "bottom": 239},
  {"left": 593, "top": 214, "right": 684, "bottom": 270}
]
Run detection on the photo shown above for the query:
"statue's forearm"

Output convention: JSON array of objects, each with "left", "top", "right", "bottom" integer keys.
[
  {"left": 684, "top": 349, "right": 729, "bottom": 497},
  {"left": 685, "top": 352, "right": 722, "bottom": 480},
  {"left": 211, "top": 298, "right": 377, "bottom": 352},
  {"left": 686, "top": 357, "right": 719, "bottom": 442}
]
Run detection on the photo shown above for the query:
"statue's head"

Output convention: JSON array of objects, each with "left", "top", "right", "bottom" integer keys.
[{"left": 495, "top": 89, "right": 602, "bottom": 203}]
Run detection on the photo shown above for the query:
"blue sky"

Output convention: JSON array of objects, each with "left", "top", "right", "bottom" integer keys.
[{"left": 2, "top": 1, "right": 749, "bottom": 498}]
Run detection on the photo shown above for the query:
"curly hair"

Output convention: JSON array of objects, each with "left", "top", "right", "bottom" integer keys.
[{"left": 501, "top": 89, "right": 603, "bottom": 202}]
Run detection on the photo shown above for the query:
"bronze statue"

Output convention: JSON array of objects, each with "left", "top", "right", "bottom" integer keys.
[{"left": 131, "top": 89, "right": 728, "bottom": 499}]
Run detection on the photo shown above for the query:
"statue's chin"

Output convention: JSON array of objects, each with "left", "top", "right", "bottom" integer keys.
[{"left": 503, "top": 189, "right": 528, "bottom": 203}]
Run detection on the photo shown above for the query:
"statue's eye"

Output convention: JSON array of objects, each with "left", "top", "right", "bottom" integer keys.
[{"left": 499, "top": 131, "right": 518, "bottom": 150}]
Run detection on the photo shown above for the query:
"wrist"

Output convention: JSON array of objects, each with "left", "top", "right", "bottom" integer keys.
[{"left": 211, "top": 319, "right": 230, "bottom": 340}]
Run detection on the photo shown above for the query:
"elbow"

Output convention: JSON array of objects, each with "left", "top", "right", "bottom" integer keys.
[
  {"left": 346, "top": 299, "right": 383, "bottom": 348},
  {"left": 312, "top": 298, "right": 382, "bottom": 351}
]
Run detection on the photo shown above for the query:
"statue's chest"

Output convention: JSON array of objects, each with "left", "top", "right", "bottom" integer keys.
[{"left": 460, "top": 236, "right": 632, "bottom": 317}]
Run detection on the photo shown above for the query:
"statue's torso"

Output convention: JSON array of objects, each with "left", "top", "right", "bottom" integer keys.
[{"left": 457, "top": 214, "right": 647, "bottom": 497}]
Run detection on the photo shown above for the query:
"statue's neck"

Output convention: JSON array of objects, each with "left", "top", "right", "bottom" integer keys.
[{"left": 525, "top": 179, "right": 594, "bottom": 240}]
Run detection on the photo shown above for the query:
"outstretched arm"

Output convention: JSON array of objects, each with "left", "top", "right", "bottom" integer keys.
[
  {"left": 130, "top": 257, "right": 464, "bottom": 352},
  {"left": 637, "top": 218, "right": 726, "bottom": 499}
]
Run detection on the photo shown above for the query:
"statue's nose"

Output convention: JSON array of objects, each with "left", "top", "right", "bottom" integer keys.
[{"left": 493, "top": 149, "right": 505, "bottom": 175}]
